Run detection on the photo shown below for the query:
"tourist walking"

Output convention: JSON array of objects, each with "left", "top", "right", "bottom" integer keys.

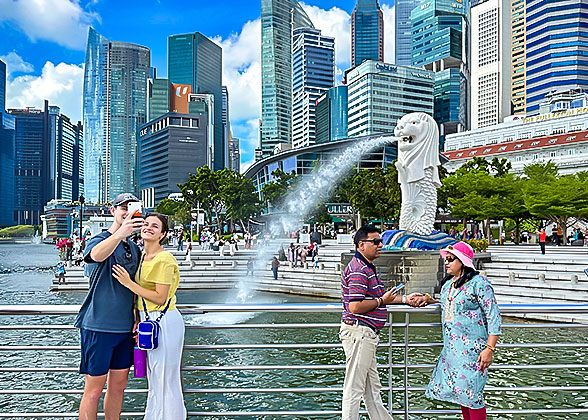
[
  {"left": 536, "top": 227, "right": 547, "bottom": 255},
  {"left": 75, "top": 193, "right": 143, "bottom": 420},
  {"left": 340, "top": 225, "right": 427, "bottom": 419},
  {"left": 112, "top": 213, "right": 187, "bottom": 420},
  {"left": 185, "top": 240, "right": 192, "bottom": 263},
  {"left": 426, "top": 242, "right": 501, "bottom": 420},
  {"left": 299, "top": 246, "right": 308, "bottom": 266},
  {"left": 271, "top": 256, "right": 280, "bottom": 280},
  {"left": 177, "top": 229, "right": 184, "bottom": 252}
]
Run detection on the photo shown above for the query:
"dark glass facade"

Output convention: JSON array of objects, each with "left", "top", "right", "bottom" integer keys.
[
  {"left": 395, "top": 0, "right": 420, "bottom": 65},
  {"left": 0, "top": 59, "right": 15, "bottom": 226},
  {"left": 168, "top": 32, "right": 224, "bottom": 170},
  {"left": 138, "top": 112, "right": 209, "bottom": 207},
  {"left": 0, "top": 60, "right": 5, "bottom": 114},
  {"left": 148, "top": 78, "right": 171, "bottom": 121},
  {"left": 351, "top": 0, "right": 384, "bottom": 67},
  {"left": 316, "top": 86, "right": 348, "bottom": 144}
]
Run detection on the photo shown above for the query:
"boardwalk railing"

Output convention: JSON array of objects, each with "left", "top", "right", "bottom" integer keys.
[{"left": 0, "top": 304, "right": 587, "bottom": 418}]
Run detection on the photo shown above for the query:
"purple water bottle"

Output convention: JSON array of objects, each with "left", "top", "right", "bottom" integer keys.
[{"left": 134, "top": 346, "right": 147, "bottom": 378}]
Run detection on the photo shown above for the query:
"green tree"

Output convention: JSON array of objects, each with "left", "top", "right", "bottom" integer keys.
[
  {"left": 260, "top": 168, "right": 298, "bottom": 211},
  {"left": 219, "top": 170, "right": 262, "bottom": 231},
  {"left": 178, "top": 166, "right": 224, "bottom": 230},
  {"left": 155, "top": 198, "right": 185, "bottom": 216},
  {"left": 522, "top": 162, "right": 588, "bottom": 241},
  {"left": 347, "top": 166, "right": 401, "bottom": 228}
]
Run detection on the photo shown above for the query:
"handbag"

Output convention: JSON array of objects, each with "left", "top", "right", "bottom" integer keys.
[
  {"left": 136, "top": 254, "right": 172, "bottom": 350},
  {"left": 137, "top": 297, "right": 171, "bottom": 350}
]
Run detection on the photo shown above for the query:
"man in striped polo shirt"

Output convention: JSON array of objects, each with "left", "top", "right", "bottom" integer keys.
[{"left": 340, "top": 225, "right": 426, "bottom": 419}]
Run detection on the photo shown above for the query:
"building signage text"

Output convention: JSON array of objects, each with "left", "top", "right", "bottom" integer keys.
[
  {"left": 522, "top": 107, "right": 588, "bottom": 124},
  {"left": 376, "top": 63, "right": 398, "bottom": 73}
]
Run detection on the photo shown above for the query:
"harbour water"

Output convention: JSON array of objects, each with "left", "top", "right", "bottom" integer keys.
[{"left": 1, "top": 243, "right": 587, "bottom": 419}]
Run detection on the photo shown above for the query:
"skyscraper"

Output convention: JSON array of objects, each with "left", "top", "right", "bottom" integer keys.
[
  {"left": 148, "top": 78, "right": 171, "bottom": 121},
  {"left": 471, "top": 0, "right": 511, "bottom": 129},
  {"left": 83, "top": 27, "right": 150, "bottom": 204},
  {"left": 394, "top": 0, "right": 419, "bottom": 66},
  {"left": 0, "top": 59, "right": 15, "bottom": 226},
  {"left": 222, "top": 86, "right": 230, "bottom": 169},
  {"left": 351, "top": 0, "right": 384, "bottom": 67},
  {"left": 510, "top": 0, "right": 525, "bottom": 114},
  {"left": 411, "top": 0, "right": 469, "bottom": 141},
  {"left": 315, "top": 85, "right": 349, "bottom": 144},
  {"left": 291, "top": 28, "right": 335, "bottom": 149},
  {"left": 168, "top": 32, "right": 224, "bottom": 170},
  {"left": 525, "top": 0, "right": 588, "bottom": 115},
  {"left": 260, "top": 0, "right": 314, "bottom": 157},
  {"left": 229, "top": 137, "right": 241, "bottom": 172}
]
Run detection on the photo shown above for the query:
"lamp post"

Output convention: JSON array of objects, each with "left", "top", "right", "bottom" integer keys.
[{"left": 79, "top": 195, "right": 85, "bottom": 237}]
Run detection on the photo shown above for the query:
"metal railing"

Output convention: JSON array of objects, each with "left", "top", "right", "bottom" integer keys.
[{"left": 0, "top": 303, "right": 588, "bottom": 418}]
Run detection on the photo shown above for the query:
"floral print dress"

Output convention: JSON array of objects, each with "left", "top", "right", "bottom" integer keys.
[{"left": 425, "top": 274, "right": 502, "bottom": 409}]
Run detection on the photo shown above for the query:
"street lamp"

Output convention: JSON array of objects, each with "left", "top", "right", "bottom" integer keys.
[{"left": 79, "top": 195, "right": 85, "bottom": 237}]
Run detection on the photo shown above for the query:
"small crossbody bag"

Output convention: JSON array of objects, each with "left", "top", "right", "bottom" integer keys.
[{"left": 136, "top": 254, "right": 171, "bottom": 351}]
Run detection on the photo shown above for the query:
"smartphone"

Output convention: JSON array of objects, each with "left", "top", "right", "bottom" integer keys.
[
  {"left": 127, "top": 201, "right": 143, "bottom": 219},
  {"left": 391, "top": 283, "right": 405, "bottom": 294}
]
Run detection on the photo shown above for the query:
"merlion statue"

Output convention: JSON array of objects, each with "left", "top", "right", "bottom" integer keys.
[{"left": 394, "top": 113, "right": 441, "bottom": 236}]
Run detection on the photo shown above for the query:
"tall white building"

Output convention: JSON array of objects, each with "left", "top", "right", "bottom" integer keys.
[
  {"left": 471, "top": 0, "right": 511, "bottom": 129},
  {"left": 291, "top": 28, "right": 335, "bottom": 149},
  {"left": 345, "top": 61, "right": 434, "bottom": 137}
]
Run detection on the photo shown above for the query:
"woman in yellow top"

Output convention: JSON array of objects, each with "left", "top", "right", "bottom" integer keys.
[{"left": 113, "top": 213, "right": 186, "bottom": 420}]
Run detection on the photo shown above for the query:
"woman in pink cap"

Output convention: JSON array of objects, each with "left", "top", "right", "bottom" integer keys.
[{"left": 425, "top": 241, "right": 502, "bottom": 420}]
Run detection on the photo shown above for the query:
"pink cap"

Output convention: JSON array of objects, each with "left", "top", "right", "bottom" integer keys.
[{"left": 440, "top": 241, "right": 474, "bottom": 268}]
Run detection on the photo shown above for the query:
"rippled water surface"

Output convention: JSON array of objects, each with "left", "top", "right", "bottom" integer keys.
[{"left": 1, "top": 243, "right": 587, "bottom": 419}]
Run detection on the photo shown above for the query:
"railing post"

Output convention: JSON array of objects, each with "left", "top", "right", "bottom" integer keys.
[
  {"left": 388, "top": 309, "right": 393, "bottom": 417},
  {"left": 404, "top": 312, "right": 409, "bottom": 420}
]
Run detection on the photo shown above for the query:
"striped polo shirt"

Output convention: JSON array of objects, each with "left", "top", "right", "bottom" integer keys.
[{"left": 341, "top": 251, "right": 387, "bottom": 331}]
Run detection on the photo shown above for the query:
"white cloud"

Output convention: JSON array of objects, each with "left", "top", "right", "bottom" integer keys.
[
  {"left": 0, "top": 51, "right": 34, "bottom": 77},
  {"left": 6, "top": 61, "right": 84, "bottom": 122},
  {"left": 213, "top": 18, "right": 261, "bottom": 122},
  {"left": 232, "top": 118, "right": 259, "bottom": 173},
  {"left": 381, "top": 3, "right": 395, "bottom": 64},
  {"left": 0, "top": 0, "right": 99, "bottom": 50}
]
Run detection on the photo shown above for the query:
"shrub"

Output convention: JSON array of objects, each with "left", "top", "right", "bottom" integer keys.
[
  {"left": 0, "top": 225, "right": 35, "bottom": 238},
  {"left": 464, "top": 239, "right": 489, "bottom": 252}
]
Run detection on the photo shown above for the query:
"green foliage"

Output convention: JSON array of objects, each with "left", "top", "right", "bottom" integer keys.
[
  {"left": 155, "top": 199, "right": 185, "bottom": 216},
  {"left": 347, "top": 166, "right": 401, "bottom": 225},
  {"left": 0, "top": 225, "right": 35, "bottom": 237},
  {"left": 219, "top": 170, "right": 262, "bottom": 228},
  {"left": 260, "top": 168, "right": 298, "bottom": 210},
  {"left": 464, "top": 239, "right": 489, "bottom": 252}
]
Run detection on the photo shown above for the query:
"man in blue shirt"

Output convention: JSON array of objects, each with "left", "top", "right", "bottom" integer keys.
[{"left": 75, "top": 193, "right": 143, "bottom": 420}]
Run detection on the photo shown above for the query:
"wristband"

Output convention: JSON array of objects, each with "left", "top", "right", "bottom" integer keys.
[
  {"left": 402, "top": 295, "right": 407, "bottom": 304},
  {"left": 485, "top": 343, "right": 496, "bottom": 352}
]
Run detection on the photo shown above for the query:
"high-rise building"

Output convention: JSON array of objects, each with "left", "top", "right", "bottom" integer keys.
[
  {"left": 411, "top": 0, "right": 469, "bottom": 141},
  {"left": 471, "top": 0, "right": 511, "bottom": 129},
  {"left": 394, "top": 0, "right": 419, "bottom": 66},
  {"left": 229, "top": 137, "right": 241, "bottom": 173},
  {"left": 148, "top": 78, "right": 171, "bottom": 121},
  {"left": 260, "top": 0, "right": 314, "bottom": 157},
  {"left": 351, "top": 0, "right": 384, "bottom": 67},
  {"left": 345, "top": 61, "right": 434, "bottom": 137},
  {"left": 8, "top": 101, "right": 85, "bottom": 225},
  {"left": 510, "top": 0, "right": 525, "bottom": 114},
  {"left": 0, "top": 59, "right": 15, "bottom": 226},
  {"left": 138, "top": 112, "right": 210, "bottom": 208},
  {"left": 525, "top": 0, "right": 588, "bottom": 115},
  {"left": 221, "top": 86, "right": 230, "bottom": 169},
  {"left": 168, "top": 32, "right": 224, "bottom": 170},
  {"left": 291, "top": 28, "right": 335, "bottom": 149},
  {"left": 316, "top": 86, "right": 349, "bottom": 144},
  {"left": 83, "top": 27, "right": 150, "bottom": 204}
]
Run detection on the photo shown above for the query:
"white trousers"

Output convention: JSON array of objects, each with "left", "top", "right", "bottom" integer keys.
[
  {"left": 339, "top": 323, "right": 392, "bottom": 420},
  {"left": 140, "top": 309, "right": 187, "bottom": 420}
]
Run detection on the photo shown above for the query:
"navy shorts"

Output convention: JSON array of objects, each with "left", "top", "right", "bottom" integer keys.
[{"left": 79, "top": 329, "right": 134, "bottom": 376}]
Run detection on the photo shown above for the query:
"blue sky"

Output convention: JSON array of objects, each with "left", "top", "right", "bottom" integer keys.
[{"left": 0, "top": 0, "right": 396, "bottom": 171}]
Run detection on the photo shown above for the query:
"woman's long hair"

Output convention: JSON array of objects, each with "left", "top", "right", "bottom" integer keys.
[
  {"left": 144, "top": 212, "right": 169, "bottom": 245},
  {"left": 442, "top": 265, "right": 479, "bottom": 289}
]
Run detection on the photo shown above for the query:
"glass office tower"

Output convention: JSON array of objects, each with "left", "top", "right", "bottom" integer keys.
[
  {"left": 351, "top": 0, "right": 384, "bottom": 67},
  {"left": 411, "top": 0, "right": 469, "bottom": 141},
  {"left": 316, "top": 85, "right": 349, "bottom": 144},
  {"left": 261, "top": 0, "right": 314, "bottom": 157},
  {"left": 168, "top": 32, "right": 224, "bottom": 170},
  {"left": 0, "top": 59, "right": 15, "bottom": 226},
  {"left": 525, "top": 0, "right": 588, "bottom": 115},
  {"left": 291, "top": 28, "right": 335, "bottom": 149},
  {"left": 395, "top": 0, "right": 419, "bottom": 65},
  {"left": 83, "top": 27, "right": 150, "bottom": 203}
]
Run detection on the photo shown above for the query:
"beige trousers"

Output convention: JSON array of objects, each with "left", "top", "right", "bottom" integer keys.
[{"left": 339, "top": 322, "right": 393, "bottom": 420}]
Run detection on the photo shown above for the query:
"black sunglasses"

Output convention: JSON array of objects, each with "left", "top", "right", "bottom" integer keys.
[
  {"left": 122, "top": 241, "right": 132, "bottom": 260},
  {"left": 361, "top": 238, "right": 383, "bottom": 246},
  {"left": 445, "top": 255, "right": 457, "bottom": 263}
]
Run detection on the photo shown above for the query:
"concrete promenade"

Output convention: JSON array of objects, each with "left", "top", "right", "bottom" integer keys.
[{"left": 53, "top": 241, "right": 588, "bottom": 321}]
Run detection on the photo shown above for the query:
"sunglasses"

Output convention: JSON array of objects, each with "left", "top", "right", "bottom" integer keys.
[
  {"left": 122, "top": 241, "right": 132, "bottom": 260},
  {"left": 361, "top": 238, "right": 383, "bottom": 246},
  {"left": 445, "top": 255, "right": 457, "bottom": 263}
]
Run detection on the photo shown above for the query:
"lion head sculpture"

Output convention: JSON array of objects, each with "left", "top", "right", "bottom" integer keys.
[{"left": 394, "top": 112, "right": 441, "bottom": 187}]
